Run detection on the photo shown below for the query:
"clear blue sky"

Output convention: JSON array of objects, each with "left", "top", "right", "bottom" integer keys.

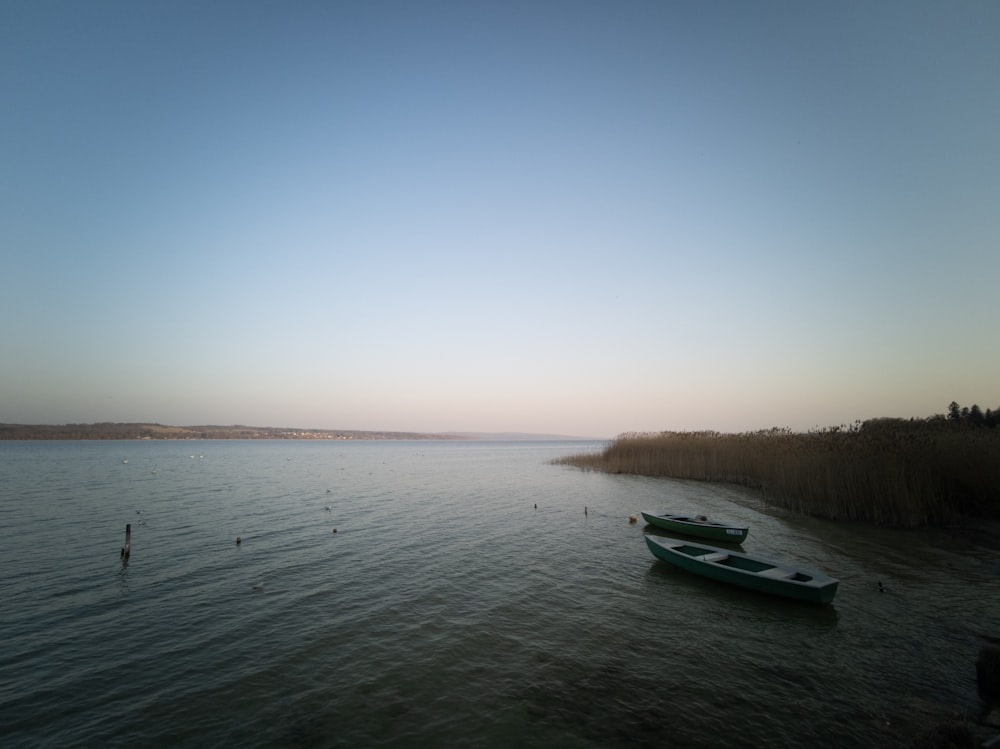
[{"left": 3, "top": 1, "right": 998, "bottom": 437}]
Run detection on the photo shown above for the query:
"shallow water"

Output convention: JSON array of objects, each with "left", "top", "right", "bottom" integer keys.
[{"left": 1, "top": 440, "right": 997, "bottom": 748}]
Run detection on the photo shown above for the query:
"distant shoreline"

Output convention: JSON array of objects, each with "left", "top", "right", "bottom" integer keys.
[
  {"left": 0, "top": 422, "right": 465, "bottom": 441},
  {"left": 0, "top": 422, "right": 601, "bottom": 441}
]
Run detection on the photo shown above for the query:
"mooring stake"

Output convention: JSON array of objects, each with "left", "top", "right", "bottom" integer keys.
[{"left": 121, "top": 523, "right": 131, "bottom": 560}]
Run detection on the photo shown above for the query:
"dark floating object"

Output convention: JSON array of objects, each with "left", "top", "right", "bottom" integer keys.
[
  {"left": 877, "top": 581, "right": 886, "bottom": 593},
  {"left": 977, "top": 645, "right": 1000, "bottom": 700},
  {"left": 236, "top": 536, "right": 242, "bottom": 545}
]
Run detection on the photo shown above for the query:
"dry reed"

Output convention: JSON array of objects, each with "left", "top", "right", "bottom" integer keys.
[{"left": 554, "top": 420, "right": 1000, "bottom": 527}]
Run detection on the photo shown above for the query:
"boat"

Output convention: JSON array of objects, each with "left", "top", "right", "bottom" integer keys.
[
  {"left": 644, "top": 535, "right": 839, "bottom": 604},
  {"left": 641, "top": 511, "right": 749, "bottom": 544}
]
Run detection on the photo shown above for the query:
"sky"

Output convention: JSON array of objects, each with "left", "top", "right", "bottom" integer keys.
[{"left": 2, "top": 1, "right": 998, "bottom": 438}]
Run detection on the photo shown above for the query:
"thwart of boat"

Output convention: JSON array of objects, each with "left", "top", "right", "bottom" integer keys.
[
  {"left": 644, "top": 535, "right": 838, "bottom": 605},
  {"left": 641, "top": 511, "right": 749, "bottom": 544}
]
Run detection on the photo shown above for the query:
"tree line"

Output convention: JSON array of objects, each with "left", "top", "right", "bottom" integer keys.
[{"left": 945, "top": 401, "right": 999, "bottom": 428}]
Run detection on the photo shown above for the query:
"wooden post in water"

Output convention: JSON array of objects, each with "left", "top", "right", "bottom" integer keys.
[{"left": 121, "top": 523, "right": 131, "bottom": 560}]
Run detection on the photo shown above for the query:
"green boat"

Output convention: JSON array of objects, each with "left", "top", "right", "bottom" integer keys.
[
  {"left": 644, "top": 535, "right": 839, "bottom": 605},
  {"left": 641, "top": 511, "right": 749, "bottom": 544}
]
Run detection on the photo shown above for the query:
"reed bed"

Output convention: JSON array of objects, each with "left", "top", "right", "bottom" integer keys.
[{"left": 555, "top": 421, "right": 1000, "bottom": 527}]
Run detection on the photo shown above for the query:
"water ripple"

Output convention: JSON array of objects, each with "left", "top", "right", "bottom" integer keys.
[{"left": 1, "top": 441, "right": 997, "bottom": 748}]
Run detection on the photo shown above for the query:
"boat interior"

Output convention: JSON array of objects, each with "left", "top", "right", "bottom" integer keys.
[
  {"left": 674, "top": 516, "right": 723, "bottom": 526},
  {"left": 678, "top": 545, "right": 815, "bottom": 582}
]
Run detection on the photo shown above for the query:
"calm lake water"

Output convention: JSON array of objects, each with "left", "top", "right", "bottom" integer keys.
[{"left": 1, "top": 440, "right": 998, "bottom": 748}]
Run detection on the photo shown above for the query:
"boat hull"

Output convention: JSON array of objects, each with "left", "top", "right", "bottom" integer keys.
[
  {"left": 644, "top": 536, "right": 838, "bottom": 605},
  {"left": 641, "top": 511, "right": 749, "bottom": 544}
]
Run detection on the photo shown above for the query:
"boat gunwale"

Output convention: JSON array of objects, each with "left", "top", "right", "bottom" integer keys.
[{"left": 642, "top": 511, "right": 748, "bottom": 531}]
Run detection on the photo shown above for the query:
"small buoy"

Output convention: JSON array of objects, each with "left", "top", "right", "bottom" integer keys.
[
  {"left": 236, "top": 536, "right": 242, "bottom": 545},
  {"left": 876, "top": 580, "right": 885, "bottom": 593},
  {"left": 324, "top": 506, "right": 331, "bottom": 511},
  {"left": 332, "top": 528, "right": 338, "bottom": 533},
  {"left": 629, "top": 515, "right": 637, "bottom": 523},
  {"left": 534, "top": 503, "right": 537, "bottom": 509},
  {"left": 584, "top": 506, "right": 588, "bottom": 515}
]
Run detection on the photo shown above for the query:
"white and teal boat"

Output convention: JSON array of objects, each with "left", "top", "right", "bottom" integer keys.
[
  {"left": 645, "top": 535, "right": 839, "bottom": 605},
  {"left": 641, "top": 511, "right": 748, "bottom": 544}
]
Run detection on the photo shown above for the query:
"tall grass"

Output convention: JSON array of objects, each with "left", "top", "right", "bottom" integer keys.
[{"left": 555, "top": 420, "right": 1000, "bottom": 527}]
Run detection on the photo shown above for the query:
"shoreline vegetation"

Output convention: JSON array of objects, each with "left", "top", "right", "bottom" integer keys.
[
  {"left": 555, "top": 402, "right": 1000, "bottom": 528},
  {"left": 0, "top": 422, "right": 467, "bottom": 441}
]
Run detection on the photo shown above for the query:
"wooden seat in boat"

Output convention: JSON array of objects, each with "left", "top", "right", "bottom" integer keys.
[
  {"left": 700, "top": 552, "right": 729, "bottom": 563},
  {"left": 758, "top": 567, "right": 795, "bottom": 579}
]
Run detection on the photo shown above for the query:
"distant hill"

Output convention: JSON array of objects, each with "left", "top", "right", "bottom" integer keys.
[{"left": 0, "top": 422, "right": 467, "bottom": 441}]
